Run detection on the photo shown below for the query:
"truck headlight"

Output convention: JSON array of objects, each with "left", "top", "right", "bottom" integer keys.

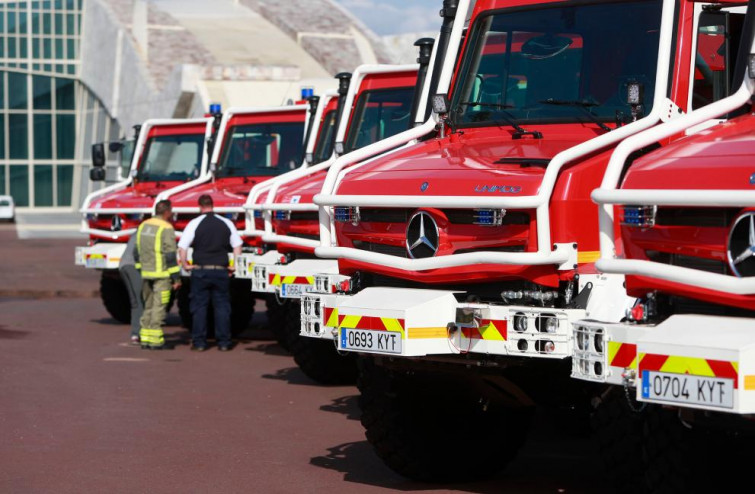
[{"left": 513, "top": 313, "right": 528, "bottom": 332}]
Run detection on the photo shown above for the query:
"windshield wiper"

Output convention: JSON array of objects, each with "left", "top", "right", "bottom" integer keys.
[
  {"left": 458, "top": 102, "right": 542, "bottom": 139},
  {"left": 539, "top": 99, "right": 611, "bottom": 132}
]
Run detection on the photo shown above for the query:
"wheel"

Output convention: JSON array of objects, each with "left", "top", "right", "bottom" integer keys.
[
  {"left": 357, "top": 358, "right": 532, "bottom": 482},
  {"left": 100, "top": 270, "right": 131, "bottom": 323},
  {"left": 265, "top": 295, "right": 290, "bottom": 351},
  {"left": 229, "top": 278, "right": 254, "bottom": 335},
  {"left": 590, "top": 387, "right": 647, "bottom": 494},
  {"left": 287, "top": 300, "right": 358, "bottom": 385}
]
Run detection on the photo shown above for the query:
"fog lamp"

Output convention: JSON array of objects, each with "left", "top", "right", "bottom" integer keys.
[
  {"left": 576, "top": 329, "right": 588, "bottom": 351},
  {"left": 594, "top": 332, "right": 604, "bottom": 353},
  {"left": 536, "top": 314, "right": 558, "bottom": 333},
  {"left": 432, "top": 93, "right": 450, "bottom": 114},
  {"left": 513, "top": 313, "right": 528, "bottom": 332}
]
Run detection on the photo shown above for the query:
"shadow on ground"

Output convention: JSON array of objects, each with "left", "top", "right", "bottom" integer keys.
[
  {"left": 0, "top": 326, "right": 29, "bottom": 340},
  {"left": 261, "top": 366, "right": 326, "bottom": 386},
  {"left": 319, "top": 395, "right": 360, "bottom": 421},
  {"left": 309, "top": 441, "right": 511, "bottom": 493}
]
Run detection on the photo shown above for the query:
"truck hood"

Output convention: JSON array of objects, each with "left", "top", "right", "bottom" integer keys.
[
  {"left": 271, "top": 170, "right": 328, "bottom": 205},
  {"left": 90, "top": 181, "right": 184, "bottom": 210},
  {"left": 622, "top": 115, "right": 755, "bottom": 191},
  {"left": 168, "top": 178, "right": 259, "bottom": 209},
  {"left": 334, "top": 126, "right": 594, "bottom": 197}
]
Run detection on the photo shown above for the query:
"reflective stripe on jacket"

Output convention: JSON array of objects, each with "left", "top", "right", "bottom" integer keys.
[{"left": 134, "top": 217, "right": 180, "bottom": 280}]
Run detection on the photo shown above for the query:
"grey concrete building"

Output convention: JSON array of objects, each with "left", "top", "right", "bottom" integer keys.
[{"left": 0, "top": 0, "right": 390, "bottom": 213}]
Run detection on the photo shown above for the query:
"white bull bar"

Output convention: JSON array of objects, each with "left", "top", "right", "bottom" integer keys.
[
  {"left": 592, "top": 36, "right": 755, "bottom": 295},
  {"left": 312, "top": 0, "right": 680, "bottom": 272}
]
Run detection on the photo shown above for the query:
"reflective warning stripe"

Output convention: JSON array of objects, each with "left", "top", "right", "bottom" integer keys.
[
  {"left": 269, "top": 274, "right": 282, "bottom": 286},
  {"left": 337, "top": 314, "right": 406, "bottom": 339},
  {"left": 410, "top": 327, "right": 447, "bottom": 339},
  {"left": 323, "top": 307, "right": 339, "bottom": 327},
  {"left": 460, "top": 319, "right": 507, "bottom": 341},
  {"left": 281, "top": 275, "right": 314, "bottom": 285},
  {"left": 577, "top": 251, "right": 601, "bottom": 264},
  {"left": 161, "top": 290, "right": 171, "bottom": 304},
  {"left": 608, "top": 341, "right": 638, "bottom": 369},
  {"left": 639, "top": 353, "right": 740, "bottom": 388},
  {"left": 86, "top": 254, "right": 106, "bottom": 260},
  {"left": 139, "top": 328, "right": 165, "bottom": 346}
]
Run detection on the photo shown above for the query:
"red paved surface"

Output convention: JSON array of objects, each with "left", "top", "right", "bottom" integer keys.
[
  {"left": 0, "top": 229, "right": 99, "bottom": 299},
  {"left": 0, "top": 229, "right": 598, "bottom": 493}
]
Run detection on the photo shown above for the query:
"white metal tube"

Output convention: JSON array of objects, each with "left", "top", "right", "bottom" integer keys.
[
  {"left": 593, "top": 188, "right": 755, "bottom": 207},
  {"left": 597, "top": 258, "right": 755, "bottom": 295},
  {"left": 314, "top": 246, "right": 570, "bottom": 271},
  {"left": 261, "top": 234, "right": 319, "bottom": 249},
  {"left": 80, "top": 228, "right": 137, "bottom": 240}
]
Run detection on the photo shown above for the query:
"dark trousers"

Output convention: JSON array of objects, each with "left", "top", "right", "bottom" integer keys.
[
  {"left": 190, "top": 269, "right": 231, "bottom": 347},
  {"left": 119, "top": 265, "right": 144, "bottom": 338}
]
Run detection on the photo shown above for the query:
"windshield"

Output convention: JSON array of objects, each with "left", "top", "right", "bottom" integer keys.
[
  {"left": 313, "top": 110, "right": 337, "bottom": 163},
  {"left": 344, "top": 87, "right": 415, "bottom": 153},
  {"left": 137, "top": 134, "right": 205, "bottom": 182},
  {"left": 216, "top": 122, "right": 305, "bottom": 177},
  {"left": 0, "top": 199, "right": 11, "bottom": 206},
  {"left": 451, "top": 0, "right": 663, "bottom": 127}
]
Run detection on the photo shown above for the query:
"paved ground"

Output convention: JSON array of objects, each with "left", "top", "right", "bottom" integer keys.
[{"left": 0, "top": 228, "right": 600, "bottom": 493}]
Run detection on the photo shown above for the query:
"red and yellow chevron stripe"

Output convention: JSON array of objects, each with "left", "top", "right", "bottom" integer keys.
[
  {"left": 269, "top": 274, "right": 314, "bottom": 286},
  {"left": 608, "top": 341, "right": 638, "bottom": 369},
  {"left": 639, "top": 353, "right": 740, "bottom": 388},
  {"left": 460, "top": 319, "right": 507, "bottom": 341},
  {"left": 337, "top": 313, "right": 406, "bottom": 338}
]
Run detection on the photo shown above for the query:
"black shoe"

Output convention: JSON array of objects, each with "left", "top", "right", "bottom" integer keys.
[
  {"left": 218, "top": 344, "right": 234, "bottom": 352},
  {"left": 191, "top": 345, "right": 207, "bottom": 352}
]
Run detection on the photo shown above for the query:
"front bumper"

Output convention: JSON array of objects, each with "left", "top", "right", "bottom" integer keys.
[
  {"left": 234, "top": 250, "right": 280, "bottom": 283},
  {"left": 75, "top": 243, "right": 127, "bottom": 270},
  {"left": 300, "top": 286, "right": 586, "bottom": 359},
  {"left": 572, "top": 315, "right": 755, "bottom": 414},
  {"left": 261, "top": 259, "right": 339, "bottom": 299}
]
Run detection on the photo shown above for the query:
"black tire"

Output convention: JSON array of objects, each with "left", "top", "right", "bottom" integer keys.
[
  {"left": 265, "top": 295, "right": 290, "bottom": 351},
  {"left": 287, "top": 300, "right": 358, "bottom": 385},
  {"left": 177, "top": 277, "right": 254, "bottom": 337},
  {"left": 357, "top": 358, "right": 532, "bottom": 482},
  {"left": 591, "top": 387, "right": 647, "bottom": 494},
  {"left": 100, "top": 270, "right": 131, "bottom": 324},
  {"left": 229, "top": 278, "right": 254, "bottom": 335}
]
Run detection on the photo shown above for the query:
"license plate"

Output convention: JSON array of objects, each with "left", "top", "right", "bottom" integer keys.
[
  {"left": 339, "top": 328, "right": 402, "bottom": 354},
  {"left": 641, "top": 370, "right": 734, "bottom": 409},
  {"left": 280, "top": 283, "right": 312, "bottom": 299},
  {"left": 85, "top": 256, "right": 107, "bottom": 269}
]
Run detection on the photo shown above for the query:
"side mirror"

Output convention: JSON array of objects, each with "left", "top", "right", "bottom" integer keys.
[
  {"left": 91, "top": 143, "right": 106, "bottom": 167},
  {"left": 90, "top": 167, "right": 106, "bottom": 182},
  {"left": 109, "top": 141, "right": 124, "bottom": 153}
]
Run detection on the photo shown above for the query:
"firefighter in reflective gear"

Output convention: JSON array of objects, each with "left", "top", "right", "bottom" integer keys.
[{"left": 134, "top": 200, "right": 181, "bottom": 349}]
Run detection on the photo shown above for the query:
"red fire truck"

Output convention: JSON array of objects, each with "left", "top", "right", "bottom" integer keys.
[
  {"left": 571, "top": 6, "right": 754, "bottom": 490},
  {"left": 298, "top": 0, "right": 746, "bottom": 481},
  {"left": 244, "top": 60, "right": 429, "bottom": 383},
  {"left": 75, "top": 118, "right": 215, "bottom": 322},
  {"left": 157, "top": 103, "right": 313, "bottom": 332}
]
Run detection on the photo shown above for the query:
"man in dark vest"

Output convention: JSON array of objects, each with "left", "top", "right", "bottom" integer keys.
[{"left": 178, "top": 195, "right": 242, "bottom": 351}]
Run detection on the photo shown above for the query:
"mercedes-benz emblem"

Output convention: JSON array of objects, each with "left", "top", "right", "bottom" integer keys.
[
  {"left": 111, "top": 215, "right": 123, "bottom": 232},
  {"left": 406, "top": 211, "right": 439, "bottom": 259},
  {"left": 750, "top": 173, "right": 755, "bottom": 186},
  {"left": 727, "top": 212, "right": 755, "bottom": 277},
  {"left": 420, "top": 181, "right": 429, "bottom": 192}
]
